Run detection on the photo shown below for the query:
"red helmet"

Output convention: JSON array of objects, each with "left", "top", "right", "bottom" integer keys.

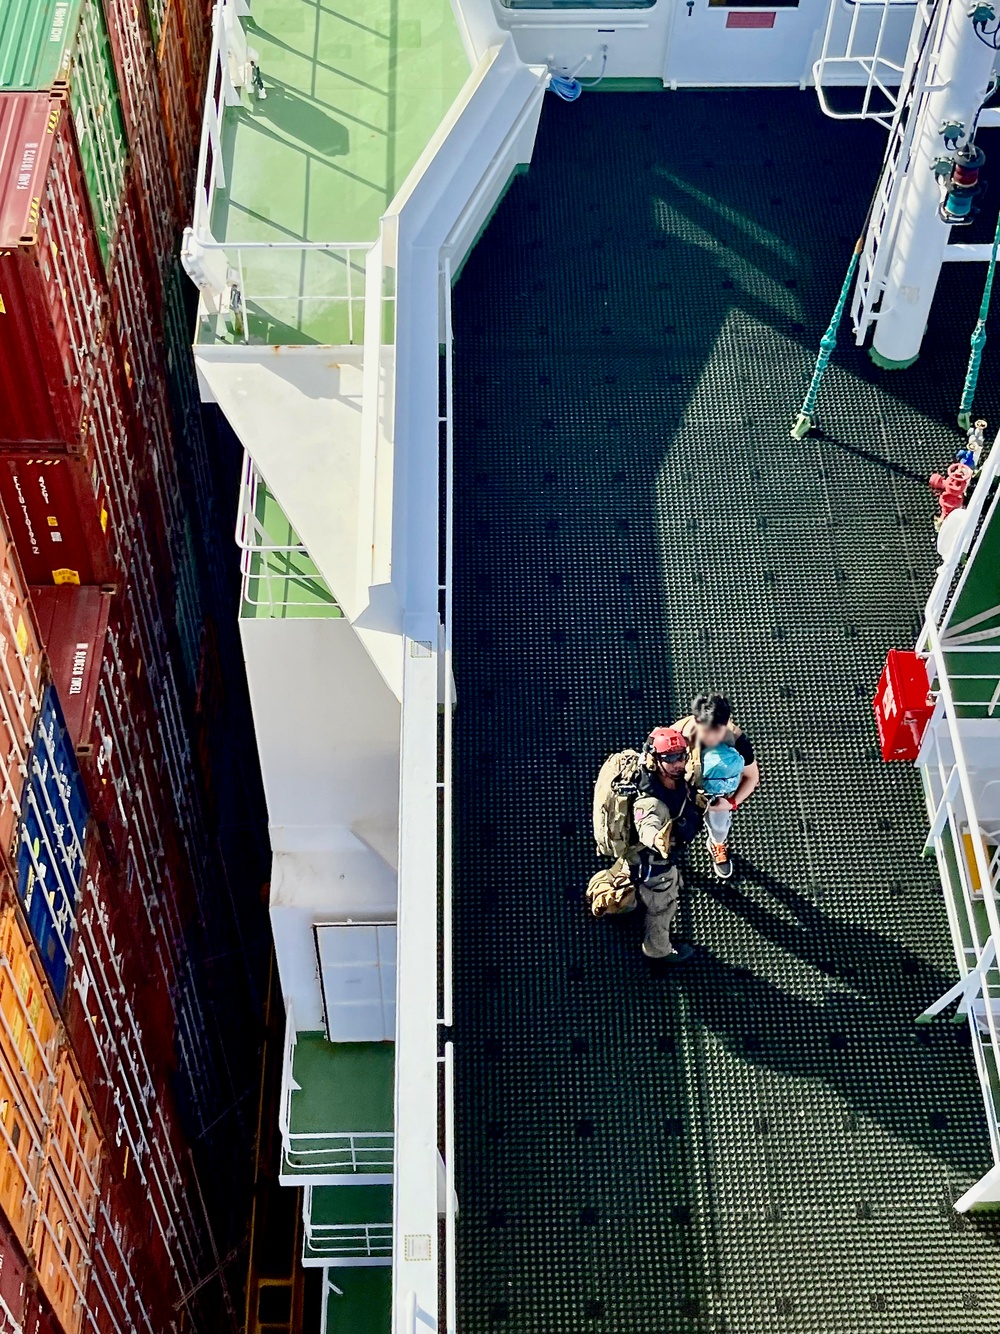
[{"left": 647, "top": 727, "right": 688, "bottom": 760}]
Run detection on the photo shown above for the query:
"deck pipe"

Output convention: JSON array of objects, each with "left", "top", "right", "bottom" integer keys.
[{"left": 871, "top": 0, "right": 997, "bottom": 369}]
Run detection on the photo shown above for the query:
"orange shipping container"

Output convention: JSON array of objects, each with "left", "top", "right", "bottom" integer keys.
[
  {"left": 0, "top": 516, "right": 43, "bottom": 866},
  {"left": 0, "top": 904, "right": 60, "bottom": 1138},
  {"left": 32, "top": 1051, "right": 102, "bottom": 1334},
  {"left": 0, "top": 1021, "right": 44, "bottom": 1256}
]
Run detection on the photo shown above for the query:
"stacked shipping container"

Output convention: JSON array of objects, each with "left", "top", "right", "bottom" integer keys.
[{"left": 0, "top": 1, "right": 270, "bottom": 1330}]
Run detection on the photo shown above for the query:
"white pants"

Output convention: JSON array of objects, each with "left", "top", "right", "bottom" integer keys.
[{"left": 706, "top": 798, "right": 733, "bottom": 846}]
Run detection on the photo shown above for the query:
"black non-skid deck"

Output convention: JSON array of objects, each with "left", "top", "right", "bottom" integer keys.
[{"left": 451, "top": 91, "right": 1000, "bottom": 1333}]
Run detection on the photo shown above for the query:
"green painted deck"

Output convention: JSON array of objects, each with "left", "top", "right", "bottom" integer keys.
[
  {"left": 241, "top": 478, "right": 341, "bottom": 620},
  {"left": 310, "top": 1184, "right": 392, "bottom": 1227},
  {"left": 323, "top": 1267, "right": 391, "bottom": 1334},
  {"left": 203, "top": 0, "right": 467, "bottom": 346},
  {"left": 283, "top": 1033, "right": 394, "bottom": 1181},
  {"left": 291, "top": 1033, "right": 394, "bottom": 1134},
  {"left": 942, "top": 503, "right": 1000, "bottom": 717}
]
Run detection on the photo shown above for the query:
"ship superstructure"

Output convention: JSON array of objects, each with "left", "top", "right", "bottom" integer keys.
[{"left": 181, "top": 0, "right": 1000, "bottom": 1332}]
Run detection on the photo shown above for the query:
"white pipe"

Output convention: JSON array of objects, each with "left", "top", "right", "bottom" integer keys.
[{"left": 873, "top": 0, "right": 997, "bottom": 366}]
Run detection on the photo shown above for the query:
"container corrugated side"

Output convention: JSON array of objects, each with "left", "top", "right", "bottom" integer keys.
[
  {"left": 0, "top": 506, "right": 43, "bottom": 865},
  {"left": 0, "top": 1, "right": 83, "bottom": 90},
  {"left": 99, "top": 0, "right": 154, "bottom": 150},
  {"left": 15, "top": 685, "right": 89, "bottom": 1000},
  {"left": 0, "top": 1191, "right": 28, "bottom": 1330},
  {"left": 0, "top": 337, "right": 137, "bottom": 586},
  {"left": 87, "top": 1181, "right": 168, "bottom": 1334},
  {"left": 155, "top": 0, "right": 197, "bottom": 206},
  {"left": 0, "top": 92, "right": 107, "bottom": 447},
  {"left": 22, "top": 1284, "right": 62, "bottom": 1334},
  {"left": 67, "top": 0, "right": 128, "bottom": 268},
  {"left": 30, "top": 585, "right": 111, "bottom": 753},
  {"left": 33, "top": 1047, "right": 102, "bottom": 1334},
  {"left": 0, "top": 901, "right": 60, "bottom": 1137},
  {"left": 0, "top": 2, "right": 129, "bottom": 270}
]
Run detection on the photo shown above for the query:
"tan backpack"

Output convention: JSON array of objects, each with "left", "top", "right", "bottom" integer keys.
[{"left": 592, "top": 749, "right": 644, "bottom": 859}]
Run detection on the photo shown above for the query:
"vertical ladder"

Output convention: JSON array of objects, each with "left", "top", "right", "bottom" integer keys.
[{"left": 850, "top": 0, "right": 949, "bottom": 342}]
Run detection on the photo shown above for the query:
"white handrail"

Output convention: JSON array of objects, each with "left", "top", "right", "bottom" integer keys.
[
  {"left": 444, "top": 1042, "right": 457, "bottom": 1334},
  {"left": 441, "top": 260, "right": 455, "bottom": 1029}
]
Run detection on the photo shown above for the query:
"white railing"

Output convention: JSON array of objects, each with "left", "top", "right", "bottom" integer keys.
[
  {"left": 183, "top": 0, "right": 373, "bottom": 343},
  {"left": 916, "top": 435, "right": 1000, "bottom": 1207},
  {"left": 235, "top": 452, "right": 340, "bottom": 614},
  {"left": 303, "top": 1186, "right": 392, "bottom": 1260},
  {"left": 282, "top": 1132, "right": 394, "bottom": 1175},
  {"left": 440, "top": 260, "right": 455, "bottom": 1031},
  {"left": 813, "top": 0, "right": 918, "bottom": 126}
]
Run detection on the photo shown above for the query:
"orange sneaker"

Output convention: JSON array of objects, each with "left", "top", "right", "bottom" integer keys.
[{"left": 706, "top": 833, "right": 733, "bottom": 880}]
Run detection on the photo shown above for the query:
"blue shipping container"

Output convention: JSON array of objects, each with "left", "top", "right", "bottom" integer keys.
[{"left": 16, "top": 686, "right": 90, "bottom": 1000}]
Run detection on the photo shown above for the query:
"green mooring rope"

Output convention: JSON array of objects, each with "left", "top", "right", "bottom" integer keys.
[
  {"left": 790, "top": 242, "right": 861, "bottom": 441},
  {"left": 957, "top": 205, "right": 1000, "bottom": 431}
]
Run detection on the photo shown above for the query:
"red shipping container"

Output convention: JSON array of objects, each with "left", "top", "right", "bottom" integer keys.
[
  {"left": 0, "top": 450, "right": 116, "bottom": 587},
  {"left": 874, "top": 649, "right": 934, "bottom": 761},
  {"left": 100, "top": 0, "right": 157, "bottom": 148},
  {"left": 106, "top": 0, "right": 194, "bottom": 240},
  {"left": 109, "top": 171, "right": 167, "bottom": 421},
  {"left": 179, "top": 0, "right": 213, "bottom": 121},
  {"left": 22, "top": 1279, "right": 62, "bottom": 1334},
  {"left": 84, "top": 613, "right": 145, "bottom": 862},
  {"left": 66, "top": 840, "right": 173, "bottom": 1189},
  {"left": 157, "top": 1, "right": 199, "bottom": 208},
  {"left": 0, "top": 93, "right": 108, "bottom": 449},
  {"left": 30, "top": 586, "right": 112, "bottom": 755},
  {"left": 87, "top": 1180, "right": 171, "bottom": 1334},
  {"left": 130, "top": 91, "right": 177, "bottom": 261},
  {"left": 0, "top": 1199, "right": 28, "bottom": 1332}
]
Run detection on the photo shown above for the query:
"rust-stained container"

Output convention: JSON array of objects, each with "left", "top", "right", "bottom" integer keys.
[
  {"left": 30, "top": 586, "right": 111, "bottom": 754},
  {"left": 156, "top": 0, "right": 198, "bottom": 207},
  {"left": 0, "top": 93, "right": 108, "bottom": 449},
  {"left": 0, "top": 902, "right": 60, "bottom": 1135},
  {"left": 0, "top": 509, "right": 43, "bottom": 866},
  {"left": 33, "top": 1047, "right": 102, "bottom": 1334},
  {"left": 0, "top": 1197, "right": 28, "bottom": 1331}
]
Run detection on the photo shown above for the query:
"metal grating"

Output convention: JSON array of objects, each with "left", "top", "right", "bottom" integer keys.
[{"left": 451, "top": 90, "right": 1000, "bottom": 1333}]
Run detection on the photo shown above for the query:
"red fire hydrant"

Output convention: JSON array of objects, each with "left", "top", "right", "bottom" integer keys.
[{"left": 929, "top": 462, "right": 972, "bottom": 524}]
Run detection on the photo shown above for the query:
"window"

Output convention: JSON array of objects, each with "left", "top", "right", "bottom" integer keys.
[{"left": 500, "top": 0, "right": 654, "bottom": 9}]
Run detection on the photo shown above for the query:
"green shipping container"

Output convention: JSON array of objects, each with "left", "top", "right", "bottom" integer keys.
[{"left": 0, "top": 0, "right": 128, "bottom": 268}]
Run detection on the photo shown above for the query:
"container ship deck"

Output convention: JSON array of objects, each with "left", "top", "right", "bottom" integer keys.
[{"left": 452, "top": 88, "right": 1000, "bottom": 1332}]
